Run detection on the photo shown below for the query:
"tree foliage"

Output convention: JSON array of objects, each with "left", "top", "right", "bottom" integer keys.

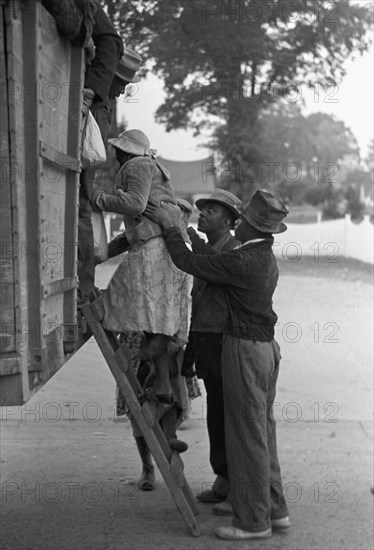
[
  {"left": 219, "top": 103, "right": 360, "bottom": 202},
  {"left": 101, "top": 0, "right": 372, "bottom": 197}
]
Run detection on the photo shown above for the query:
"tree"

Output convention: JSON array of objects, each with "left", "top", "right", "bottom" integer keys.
[
  {"left": 102, "top": 0, "right": 372, "bottom": 198},
  {"left": 365, "top": 139, "right": 374, "bottom": 173},
  {"left": 220, "top": 102, "right": 359, "bottom": 202},
  {"left": 344, "top": 184, "right": 365, "bottom": 221}
]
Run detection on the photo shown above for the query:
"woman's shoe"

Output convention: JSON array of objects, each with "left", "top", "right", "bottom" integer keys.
[
  {"left": 212, "top": 500, "right": 232, "bottom": 515},
  {"left": 138, "top": 467, "right": 155, "bottom": 491},
  {"left": 196, "top": 489, "right": 226, "bottom": 503},
  {"left": 135, "top": 436, "right": 155, "bottom": 491},
  {"left": 168, "top": 438, "right": 188, "bottom": 453}
]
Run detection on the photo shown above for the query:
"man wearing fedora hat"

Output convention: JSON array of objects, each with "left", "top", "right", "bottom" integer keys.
[
  {"left": 80, "top": 2, "right": 123, "bottom": 126},
  {"left": 180, "top": 189, "right": 241, "bottom": 504},
  {"left": 83, "top": 46, "right": 142, "bottom": 142},
  {"left": 145, "top": 189, "right": 290, "bottom": 540},
  {"left": 78, "top": 25, "right": 143, "bottom": 304}
]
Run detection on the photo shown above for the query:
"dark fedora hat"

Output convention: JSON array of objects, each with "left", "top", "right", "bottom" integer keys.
[
  {"left": 242, "top": 189, "right": 288, "bottom": 234},
  {"left": 195, "top": 188, "right": 242, "bottom": 219},
  {"left": 115, "top": 47, "right": 142, "bottom": 83}
]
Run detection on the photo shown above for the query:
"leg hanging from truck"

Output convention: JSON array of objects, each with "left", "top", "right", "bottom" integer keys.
[{"left": 81, "top": 296, "right": 200, "bottom": 538}]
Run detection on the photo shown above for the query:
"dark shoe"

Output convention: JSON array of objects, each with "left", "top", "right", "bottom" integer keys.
[
  {"left": 212, "top": 500, "right": 232, "bottom": 515},
  {"left": 138, "top": 468, "right": 155, "bottom": 491},
  {"left": 135, "top": 436, "right": 155, "bottom": 490},
  {"left": 196, "top": 489, "right": 226, "bottom": 503},
  {"left": 168, "top": 438, "right": 188, "bottom": 453}
]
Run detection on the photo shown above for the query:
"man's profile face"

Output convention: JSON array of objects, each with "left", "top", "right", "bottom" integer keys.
[
  {"left": 109, "top": 76, "right": 128, "bottom": 98},
  {"left": 197, "top": 201, "right": 232, "bottom": 234}
]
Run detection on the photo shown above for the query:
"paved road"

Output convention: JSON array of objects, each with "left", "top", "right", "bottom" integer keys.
[{"left": 1, "top": 258, "right": 373, "bottom": 550}]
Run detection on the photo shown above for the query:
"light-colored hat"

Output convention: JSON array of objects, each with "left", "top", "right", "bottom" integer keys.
[
  {"left": 242, "top": 189, "right": 288, "bottom": 234},
  {"left": 108, "top": 129, "right": 151, "bottom": 156},
  {"left": 115, "top": 47, "right": 142, "bottom": 83},
  {"left": 195, "top": 188, "right": 242, "bottom": 219}
]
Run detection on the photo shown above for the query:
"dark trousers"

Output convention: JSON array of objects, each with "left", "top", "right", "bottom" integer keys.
[
  {"left": 204, "top": 373, "right": 229, "bottom": 482},
  {"left": 192, "top": 332, "right": 229, "bottom": 489}
]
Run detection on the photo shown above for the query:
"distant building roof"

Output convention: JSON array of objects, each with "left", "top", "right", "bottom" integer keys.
[{"left": 157, "top": 155, "right": 216, "bottom": 196}]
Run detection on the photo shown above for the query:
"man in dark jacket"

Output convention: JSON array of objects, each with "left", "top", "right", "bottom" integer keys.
[
  {"left": 145, "top": 189, "right": 290, "bottom": 540},
  {"left": 77, "top": 2, "right": 122, "bottom": 303},
  {"left": 182, "top": 190, "right": 241, "bottom": 504},
  {"left": 78, "top": 36, "right": 142, "bottom": 303}
]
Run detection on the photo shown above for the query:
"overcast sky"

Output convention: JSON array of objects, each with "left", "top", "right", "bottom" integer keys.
[{"left": 117, "top": 47, "right": 373, "bottom": 162}]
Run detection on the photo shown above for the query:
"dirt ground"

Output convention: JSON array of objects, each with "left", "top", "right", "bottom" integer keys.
[{"left": 1, "top": 257, "right": 373, "bottom": 550}]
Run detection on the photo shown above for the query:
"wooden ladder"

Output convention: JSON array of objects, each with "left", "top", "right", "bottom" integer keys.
[{"left": 81, "top": 297, "right": 200, "bottom": 537}]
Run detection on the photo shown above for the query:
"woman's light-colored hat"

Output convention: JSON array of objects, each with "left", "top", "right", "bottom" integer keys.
[{"left": 108, "top": 129, "right": 151, "bottom": 156}]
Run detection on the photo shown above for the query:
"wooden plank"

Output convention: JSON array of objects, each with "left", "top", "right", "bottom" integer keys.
[
  {"left": 141, "top": 401, "right": 156, "bottom": 428},
  {"left": 62, "top": 43, "right": 83, "bottom": 349},
  {"left": 42, "top": 277, "right": 76, "bottom": 298},
  {"left": 39, "top": 142, "right": 80, "bottom": 172},
  {"left": 0, "top": 4, "right": 16, "bottom": 353},
  {"left": 170, "top": 453, "right": 184, "bottom": 488},
  {"left": 38, "top": 13, "right": 70, "bottom": 157},
  {"left": 0, "top": 374, "right": 24, "bottom": 405},
  {"left": 0, "top": 356, "right": 21, "bottom": 376},
  {"left": 1, "top": 1, "right": 30, "bottom": 404},
  {"left": 6, "top": 0, "right": 28, "bottom": 372},
  {"left": 39, "top": 159, "right": 65, "bottom": 292},
  {"left": 22, "top": 1, "right": 45, "bottom": 369},
  {"left": 90, "top": 295, "right": 105, "bottom": 321},
  {"left": 38, "top": 8, "right": 72, "bottom": 355},
  {"left": 63, "top": 323, "right": 79, "bottom": 345}
]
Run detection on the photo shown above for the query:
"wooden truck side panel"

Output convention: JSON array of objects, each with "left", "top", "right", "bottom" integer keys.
[{"left": 0, "top": 1, "right": 85, "bottom": 405}]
